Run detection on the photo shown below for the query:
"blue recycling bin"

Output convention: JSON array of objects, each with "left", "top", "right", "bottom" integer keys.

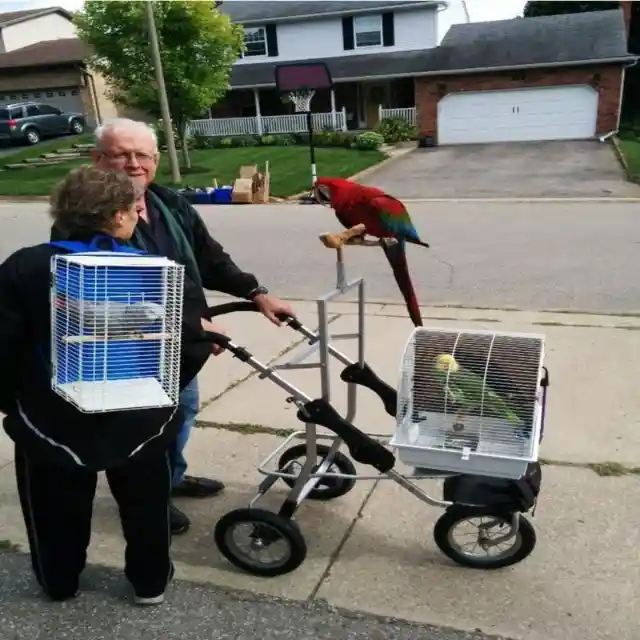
[{"left": 213, "top": 187, "right": 233, "bottom": 204}]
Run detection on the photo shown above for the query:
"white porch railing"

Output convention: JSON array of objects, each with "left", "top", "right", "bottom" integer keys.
[
  {"left": 378, "top": 106, "right": 417, "bottom": 126},
  {"left": 188, "top": 107, "right": 347, "bottom": 137}
]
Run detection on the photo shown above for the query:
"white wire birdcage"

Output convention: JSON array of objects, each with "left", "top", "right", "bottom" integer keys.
[
  {"left": 50, "top": 253, "right": 185, "bottom": 413},
  {"left": 390, "top": 327, "right": 546, "bottom": 479}
]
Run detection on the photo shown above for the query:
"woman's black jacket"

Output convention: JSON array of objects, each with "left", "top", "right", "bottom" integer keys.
[{"left": 0, "top": 238, "right": 212, "bottom": 470}]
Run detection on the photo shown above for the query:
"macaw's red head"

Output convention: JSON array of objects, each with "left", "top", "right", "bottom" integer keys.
[{"left": 314, "top": 177, "right": 357, "bottom": 207}]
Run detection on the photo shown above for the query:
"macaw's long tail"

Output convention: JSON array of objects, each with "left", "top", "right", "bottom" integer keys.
[{"left": 379, "top": 239, "right": 423, "bottom": 327}]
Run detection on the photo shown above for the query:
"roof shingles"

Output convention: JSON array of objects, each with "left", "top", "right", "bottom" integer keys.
[
  {"left": 230, "top": 8, "right": 635, "bottom": 88},
  {"left": 219, "top": 1, "right": 436, "bottom": 24},
  {"left": 0, "top": 38, "right": 89, "bottom": 70}
]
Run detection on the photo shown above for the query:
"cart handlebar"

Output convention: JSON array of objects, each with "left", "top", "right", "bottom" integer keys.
[{"left": 202, "top": 301, "right": 302, "bottom": 348}]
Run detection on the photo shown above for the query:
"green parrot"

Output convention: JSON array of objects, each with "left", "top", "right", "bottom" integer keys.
[{"left": 433, "top": 353, "right": 523, "bottom": 427}]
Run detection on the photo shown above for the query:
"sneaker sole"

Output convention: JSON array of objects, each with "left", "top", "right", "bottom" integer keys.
[{"left": 135, "top": 593, "right": 165, "bottom": 605}]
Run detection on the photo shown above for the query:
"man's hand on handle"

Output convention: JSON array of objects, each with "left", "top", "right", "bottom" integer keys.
[{"left": 253, "top": 293, "right": 295, "bottom": 326}]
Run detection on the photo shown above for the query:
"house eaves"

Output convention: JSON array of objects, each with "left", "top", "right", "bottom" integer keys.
[
  {"left": 0, "top": 6, "right": 74, "bottom": 28},
  {"left": 221, "top": 1, "right": 447, "bottom": 26},
  {"left": 230, "top": 55, "right": 639, "bottom": 89}
]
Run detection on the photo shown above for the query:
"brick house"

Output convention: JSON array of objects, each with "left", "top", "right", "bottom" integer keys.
[
  {"left": 413, "top": 6, "right": 637, "bottom": 144},
  {"left": 0, "top": 6, "right": 136, "bottom": 127},
  {"left": 212, "top": 2, "right": 637, "bottom": 145}
]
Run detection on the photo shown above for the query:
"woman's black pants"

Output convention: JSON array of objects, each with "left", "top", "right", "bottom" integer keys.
[{"left": 14, "top": 444, "right": 173, "bottom": 601}]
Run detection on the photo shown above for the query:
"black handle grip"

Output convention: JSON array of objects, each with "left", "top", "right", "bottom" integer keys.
[
  {"left": 207, "top": 301, "right": 259, "bottom": 317},
  {"left": 202, "top": 330, "right": 232, "bottom": 347},
  {"left": 206, "top": 301, "right": 301, "bottom": 329}
]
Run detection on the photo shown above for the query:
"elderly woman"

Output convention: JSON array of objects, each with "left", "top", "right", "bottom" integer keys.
[{"left": 0, "top": 166, "right": 215, "bottom": 606}]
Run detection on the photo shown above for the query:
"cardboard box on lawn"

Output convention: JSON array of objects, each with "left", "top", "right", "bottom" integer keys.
[{"left": 231, "top": 162, "right": 270, "bottom": 204}]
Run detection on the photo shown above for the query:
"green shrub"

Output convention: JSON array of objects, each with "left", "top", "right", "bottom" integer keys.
[
  {"left": 374, "top": 116, "right": 418, "bottom": 143},
  {"left": 191, "top": 132, "right": 218, "bottom": 149},
  {"left": 219, "top": 137, "right": 234, "bottom": 148},
  {"left": 233, "top": 135, "right": 259, "bottom": 147},
  {"left": 355, "top": 131, "right": 385, "bottom": 150},
  {"left": 274, "top": 134, "right": 297, "bottom": 146},
  {"left": 260, "top": 134, "right": 277, "bottom": 146}
]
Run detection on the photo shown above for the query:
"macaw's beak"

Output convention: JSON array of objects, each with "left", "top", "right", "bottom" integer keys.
[{"left": 313, "top": 183, "right": 332, "bottom": 206}]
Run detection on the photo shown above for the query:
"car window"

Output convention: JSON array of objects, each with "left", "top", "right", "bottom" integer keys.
[
  {"left": 0, "top": 108, "right": 9, "bottom": 120},
  {"left": 9, "top": 107, "right": 22, "bottom": 119},
  {"left": 37, "top": 104, "right": 61, "bottom": 116},
  {"left": 26, "top": 105, "right": 40, "bottom": 116}
]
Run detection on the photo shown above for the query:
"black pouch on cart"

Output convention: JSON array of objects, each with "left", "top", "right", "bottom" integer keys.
[{"left": 442, "top": 462, "right": 542, "bottom": 513}]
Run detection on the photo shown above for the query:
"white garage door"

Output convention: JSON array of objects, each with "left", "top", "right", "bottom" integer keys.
[
  {"left": 437, "top": 85, "right": 598, "bottom": 145},
  {"left": 0, "top": 87, "right": 85, "bottom": 115}
]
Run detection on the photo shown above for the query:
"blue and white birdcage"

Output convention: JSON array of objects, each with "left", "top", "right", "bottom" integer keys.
[{"left": 50, "top": 253, "right": 185, "bottom": 413}]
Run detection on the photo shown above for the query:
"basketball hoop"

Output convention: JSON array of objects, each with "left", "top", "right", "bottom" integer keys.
[
  {"left": 274, "top": 62, "right": 333, "bottom": 195},
  {"left": 289, "top": 89, "right": 315, "bottom": 113}
]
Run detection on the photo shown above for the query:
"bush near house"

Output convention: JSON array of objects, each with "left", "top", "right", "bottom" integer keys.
[
  {"left": 373, "top": 116, "right": 419, "bottom": 143},
  {"left": 189, "top": 129, "right": 387, "bottom": 151}
]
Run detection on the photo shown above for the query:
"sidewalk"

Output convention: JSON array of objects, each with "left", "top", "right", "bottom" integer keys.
[{"left": 1, "top": 300, "right": 639, "bottom": 640}]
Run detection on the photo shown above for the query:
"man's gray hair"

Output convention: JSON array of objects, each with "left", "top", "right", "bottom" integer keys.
[{"left": 94, "top": 118, "right": 158, "bottom": 152}]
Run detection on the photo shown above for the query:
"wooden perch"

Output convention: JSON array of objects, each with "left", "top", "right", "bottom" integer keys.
[
  {"left": 319, "top": 224, "right": 399, "bottom": 249},
  {"left": 319, "top": 224, "right": 381, "bottom": 248}
]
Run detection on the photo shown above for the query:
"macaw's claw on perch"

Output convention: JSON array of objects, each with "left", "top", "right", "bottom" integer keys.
[{"left": 319, "top": 224, "right": 398, "bottom": 249}]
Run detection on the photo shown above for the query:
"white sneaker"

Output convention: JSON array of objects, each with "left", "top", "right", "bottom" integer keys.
[{"left": 134, "top": 593, "right": 165, "bottom": 606}]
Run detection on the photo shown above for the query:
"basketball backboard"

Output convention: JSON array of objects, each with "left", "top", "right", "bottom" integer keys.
[{"left": 274, "top": 62, "right": 333, "bottom": 94}]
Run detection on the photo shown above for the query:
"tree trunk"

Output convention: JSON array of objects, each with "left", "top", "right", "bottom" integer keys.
[{"left": 178, "top": 119, "right": 192, "bottom": 170}]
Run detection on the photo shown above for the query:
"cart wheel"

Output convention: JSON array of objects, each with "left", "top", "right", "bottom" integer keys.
[
  {"left": 278, "top": 443, "right": 357, "bottom": 500},
  {"left": 214, "top": 508, "right": 307, "bottom": 577},
  {"left": 433, "top": 506, "right": 536, "bottom": 570}
]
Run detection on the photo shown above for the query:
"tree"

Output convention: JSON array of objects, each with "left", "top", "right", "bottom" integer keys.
[
  {"left": 74, "top": 0, "right": 244, "bottom": 168},
  {"left": 523, "top": 2, "right": 620, "bottom": 17}
]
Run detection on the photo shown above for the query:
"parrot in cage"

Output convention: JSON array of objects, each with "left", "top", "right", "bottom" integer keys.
[
  {"left": 61, "top": 299, "right": 166, "bottom": 337},
  {"left": 314, "top": 177, "right": 429, "bottom": 327},
  {"left": 433, "top": 353, "right": 523, "bottom": 427}
]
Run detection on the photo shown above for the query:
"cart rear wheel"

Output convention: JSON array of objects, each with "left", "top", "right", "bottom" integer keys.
[
  {"left": 278, "top": 443, "right": 357, "bottom": 500},
  {"left": 214, "top": 508, "right": 307, "bottom": 577},
  {"left": 433, "top": 506, "right": 536, "bottom": 570}
]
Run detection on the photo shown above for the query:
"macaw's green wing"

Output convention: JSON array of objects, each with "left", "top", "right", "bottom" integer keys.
[
  {"left": 370, "top": 195, "right": 428, "bottom": 247},
  {"left": 369, "top": 195, "right": 418, "bottom": 238}
]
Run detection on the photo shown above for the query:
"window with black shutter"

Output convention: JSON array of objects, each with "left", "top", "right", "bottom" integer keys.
[
  {"left": 342, "top": 16, "right": 354, "bottom": 50},
  {"left": 243, "top": 26, "right": 267, "bottom": 57},
  {"left": 352, "top": 14, "right": 383, "bottom": 48},
  {"left": 382, "top": 12, "right": 394, "bottom": 47},
  {"left": 266, "top": 23, "right": 278, "bottom": 57}
]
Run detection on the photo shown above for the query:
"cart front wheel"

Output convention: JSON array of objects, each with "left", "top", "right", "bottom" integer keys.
[
  {"left": 278, "top": 443, "right": 357, "bottom": 500},
  {"left": 433, "top": 506, "right": 536, "bottom": 570},
  {"left": 214, "top": 508, "right": 307, "bottom": 577}
]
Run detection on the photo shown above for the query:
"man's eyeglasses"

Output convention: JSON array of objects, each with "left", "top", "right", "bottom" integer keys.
[{"left": 100, "top": 151, "right": 157, "bottom": 164}]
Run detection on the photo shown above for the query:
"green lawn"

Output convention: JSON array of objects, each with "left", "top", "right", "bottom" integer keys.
[
  {"left": 618, "top": 138, "right": 640, "bottom": 182},
  {"left": 0, "top": 145, "right": 386, "bottom": 198}
]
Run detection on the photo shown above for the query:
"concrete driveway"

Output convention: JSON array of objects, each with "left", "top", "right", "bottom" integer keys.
[{"left": 358, "top": 140, "right": 640, "bottom": 199}]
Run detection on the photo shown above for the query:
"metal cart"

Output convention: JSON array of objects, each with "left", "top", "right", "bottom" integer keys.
[{"left": 203, "top": 246, "right": 548, "bottom": 578}]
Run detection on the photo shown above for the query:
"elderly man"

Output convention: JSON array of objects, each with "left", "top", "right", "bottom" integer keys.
[{"left": 50, "top": 118, "right": 294, "bottom": 536}]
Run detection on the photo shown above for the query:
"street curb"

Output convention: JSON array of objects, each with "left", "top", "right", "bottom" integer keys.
[
  {"left": 0, "top": 195, "right": 48, "bottom": 202},
  {"left": 400, "top": 196, "right": 640, "bottom": 203},
  {"left": 346, "top": 147, "right": 415, "bottom": 182},
  {"left": 610, "top": 135, "right": 634, "bottom": 182}
]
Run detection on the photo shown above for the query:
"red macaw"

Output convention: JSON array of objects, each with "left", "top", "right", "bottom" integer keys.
[{"left": 314, "top": 177, "right": 429, "bottom": 327}]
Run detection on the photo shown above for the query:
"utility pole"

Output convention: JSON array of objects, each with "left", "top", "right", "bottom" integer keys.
[{"left": 145, "top": 0, "right": 181, "bottom": 184}]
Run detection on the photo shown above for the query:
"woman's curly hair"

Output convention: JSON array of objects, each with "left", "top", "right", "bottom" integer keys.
[{"left": 49, "top": 165, "right": 142, "bottom": 236}]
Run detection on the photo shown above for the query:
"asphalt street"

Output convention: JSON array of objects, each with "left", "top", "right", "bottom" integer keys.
[
  {"left": 0, "top": 551, "right": 510, "bottom": 640},
  {"left": 1, "top": 200, "right": 639, "bottom": 313}
]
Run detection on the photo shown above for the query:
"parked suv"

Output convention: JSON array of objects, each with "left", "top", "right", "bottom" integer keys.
[{"left": 0, "top": 102, "right": 86, "bottom": 146}]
